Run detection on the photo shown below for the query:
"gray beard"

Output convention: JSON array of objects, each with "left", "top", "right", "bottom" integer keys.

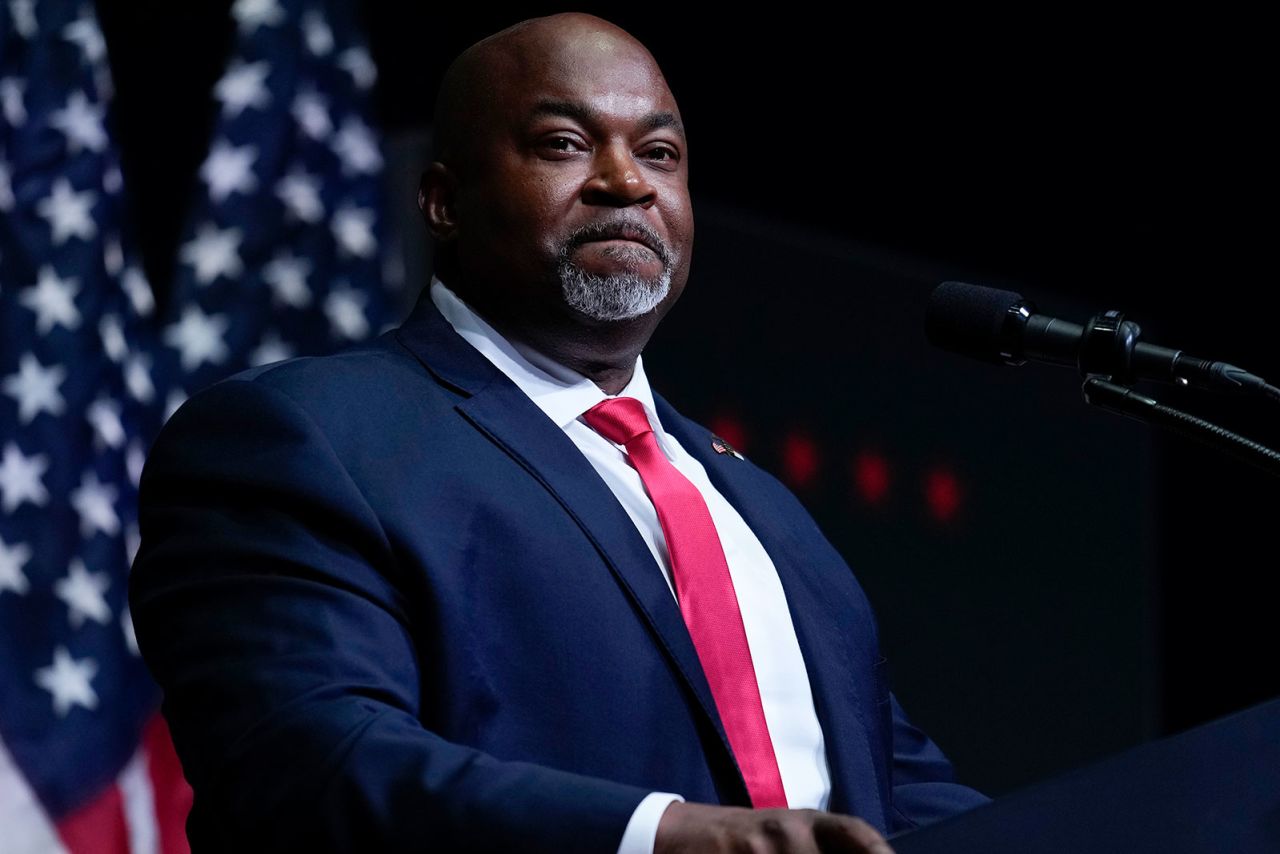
[{"left": 557, "top": 261, "right": 672, "bottom": 322}]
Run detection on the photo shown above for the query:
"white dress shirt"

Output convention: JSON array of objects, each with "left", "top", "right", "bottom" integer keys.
[{"left": 429, "top": 277, "right": 832, "bottom": 854}]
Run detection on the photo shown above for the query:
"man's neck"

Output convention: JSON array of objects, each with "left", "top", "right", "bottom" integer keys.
[{"left": 441, "top": 277, "right": 653, "bottom": 396}]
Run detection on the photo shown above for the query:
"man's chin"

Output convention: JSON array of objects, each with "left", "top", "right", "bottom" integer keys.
[{"left": 558, "top": 267, "right": 672, "bottom": 323}]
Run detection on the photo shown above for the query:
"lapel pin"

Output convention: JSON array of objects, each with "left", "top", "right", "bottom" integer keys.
[{"left": 711, "top": 435, "right": 744, "bottom": 460}]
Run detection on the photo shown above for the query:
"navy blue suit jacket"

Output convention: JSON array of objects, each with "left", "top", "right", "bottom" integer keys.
[{"left": 130, "top": 291, "right": 987, "bottom": 852}]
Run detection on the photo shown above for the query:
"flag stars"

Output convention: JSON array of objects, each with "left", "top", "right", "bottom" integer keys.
[
  {"left": 163, "top": 305, "right": 230, "bottom": 371},
  {"left": 249, "top": 331, "right": 294, "bottom": 366},
  {"left": 71, "top": 470, "right": 120, "bottom": 538},
  {"left": 179, "top": 223, "right": 243, "bottom": 285},
  {"left": 122, "top": 267, "right": 155, "bottom": 316},
  {"left": 331, "top": 117, "right": 382, "bottom": 175},
  {"left": 54, "top": 559, "right": 112, "bottom": 628},
  {"left": 325, "top": 287, "right": 369, "bottom": 340},
  {"left": 201, "top": 140, "right": 259, "bottom": 203},
  {"left": 301, "top": 10, "right": 334, "bottom": 55},
  {"left": 124, "top": 352, "right": 154, "bottom": 403},
  {"left": 337, "top": 47, "right": 377, "bottom": 90},
  {"left": 215, "top": 60, "right": 271, "bottom": 118},
  {"left": 0, "top": 442, "right": 50, "bottom": 513},
  {"left": 48, "top": 91, "right": 108, "bottom": 154},
  {"left": 3, "top": 354, "right": 67, "bottom": 424},
  {"left": 62, "top": 16, "right": 107, "bottom": 65},
  {"left": 0, "top": 77, "right": 26, "bottom": 127},
  {"left": 291, "top": 90, "right": 331, "bottom": 141},
  {"left": 0, "top": 536, "right": 32, "bottom": 597},
  {"left": 232, "top": 0, "right": 285, "bottom": 32},
  {"left": 35, "top": 646, "right": 99, "bottom": 717},
  {"left": 331, "top": 204, "right": 377, "bottom": 258},
  {"left": 20, "top": 266, "right": 81, "bottom": 333},
  {"left": 36, "top": 178, "right": 97, "bottom": 244},
  {"left": 276, "top": 169, "right": 324, "bottom": 222},
  {"left": 0, "top": 156, "right": 13, "bottom": 212},
  {"left": 8, "top": 1, "right": 36, "bottom": 39},
  {"left": 87, "top": 397, "right": 126, "bottom": 449},
  {"left": 263, "top": 252, "right": 312, "bottom": 307}
]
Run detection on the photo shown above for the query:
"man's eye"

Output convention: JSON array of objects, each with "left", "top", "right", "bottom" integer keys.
[
  {"left": 541, "top": 136, "right": 581, "bottom": 153},
  {"left": 643, "top": 146, "right": 679, "bottom": 166}
]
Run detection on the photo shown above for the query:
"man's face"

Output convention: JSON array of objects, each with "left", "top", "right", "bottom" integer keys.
[{"left": 450, "top": 30, "right": 693, "bottom": 326}]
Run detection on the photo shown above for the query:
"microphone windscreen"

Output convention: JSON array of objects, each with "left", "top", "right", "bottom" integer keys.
[{"left": 926, "top": 281, "right": 1026, "bottom": 362}]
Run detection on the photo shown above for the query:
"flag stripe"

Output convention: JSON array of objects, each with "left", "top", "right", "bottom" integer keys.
[
  {"left": 143, "top": 715, "right": 190, "bottom": 854},
  {"left": 55, "top": 780, "right": 128, "bottom": 854},
  {"left": 0, "top": 735, "right": 68, "bottom": 854}
]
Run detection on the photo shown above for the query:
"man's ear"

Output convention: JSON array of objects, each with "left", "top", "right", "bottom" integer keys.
[{"left": 419, "top": 162, "right": 458, "bottom": 242}]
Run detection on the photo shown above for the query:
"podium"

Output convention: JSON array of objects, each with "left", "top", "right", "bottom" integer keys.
[{"left": 892, "top": 698, "right": 1280, "bottom": 853}]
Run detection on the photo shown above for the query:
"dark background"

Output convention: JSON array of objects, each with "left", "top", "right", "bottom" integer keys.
[{"left": 97, "top": 5, "right": 1278, "bottom": 797}]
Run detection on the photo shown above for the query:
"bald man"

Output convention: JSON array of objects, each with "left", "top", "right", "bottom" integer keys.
[{"left": 130, "top": 14, "right": 987, "bottom": 853}]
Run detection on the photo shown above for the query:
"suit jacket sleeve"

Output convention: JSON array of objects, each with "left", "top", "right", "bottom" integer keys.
[{"left": 129, "top": 376, "right": 652, "bottom": 853}]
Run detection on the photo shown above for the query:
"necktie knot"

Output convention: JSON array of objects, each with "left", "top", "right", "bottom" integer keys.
[{"left": 582, "top": 396, "right": 653, "bottom": 447}]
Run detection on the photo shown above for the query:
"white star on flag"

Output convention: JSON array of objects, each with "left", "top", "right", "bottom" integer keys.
[
  {"left": 0, "top": 442, "right": 50, "bottom": 513},
  {"left": 263, "top": 251, "right": 313, "bottom": 307},
  {"left": 87, "top": 397, "right": 126, "bottom": 449},
  {"left": 20, "top": 265, "right": 81, "bottom": 333},
  {"left": 8, "top": 0, "right": 36, "bottom": 38},
  {"left": 337, "top": 47, "right": 377, "bottom": 90},
  {"left": 201, "top": 140, "right": 259, "bottom": 203},
  {"left": 179, "top": 222, "right": 244, "bottom": 285},
  {"left": 0, "top": 77, "right": 26, "bottom": 127},
  {"left": 62, "top": 16, "right": 107, "bottom": 65},
  {"left": 122, "top": 605, "right": 140, "bottom": 656},
  {"left": 36, "top": 177, "right": 97, "bottom": 244},
  {"left": 275, "top": 168, "right": 324, "bottom": 222},
  {"left": 0, "top": 535, "right": 32, "bottom": 597},
  {"left": 35, "top": 647, "right": 99, "bottom": 717},
  {"left": 70, "top": 470, "right": 120, "bottom": 538},
  {"left": 325, "top": 287, "right": 369, "bottom": 340},
  {"left": 249, "top": 332, "right": 294, "bottom": 366},
  {"left": 54, "top": 559, "right": 112, "bottom": 628},
  {"left": 232, "top": 0, "right": 285, "bottom": 32},
  {"left": 215, "top": 60, "right": 271, "bottom": 118},
  {"left": 331, "top": 117, "right": 382, "bottom": 175},
  {"left": 0, "top": 157, "right": 13, "bottom": 212},
  {"left": 2, "top": 354, "right": 67, "bottom": 424},
  {"left": 122, "top": 266, "right": 155, "bottom": 316},
  {"left": 301, "top": 10, "right": 334, "bottom": 56},
  {"left": 99, "top": 314, "right": 128, "bottom": 362},
  {"left": 124, "top": 352, "right": 155, "bottom": 403},
  {"left": 48, "top": 90, "right": 107, "bottom": 154},
  {"left": 331, "top": 204, "right": 377, "bottom": 258},
  {"left": 291, "top": 90, "right": 331, "bottom": 141},
  {"left": 163, "top": 305, "right": 231, "bottom": 371}
]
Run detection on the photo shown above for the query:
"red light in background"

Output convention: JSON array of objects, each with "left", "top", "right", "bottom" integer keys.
[
  {"left": 708, "top": 414, "right": 748, "bottom": 454},
  {"left": 853, "top": 451, "right": 890, "bottom": 505},
  {"left": 924, "top": 467, "right": 962, "bottom": 523},
  {"left": 782, "top": 432, "right": 819, "bottom": 489}
]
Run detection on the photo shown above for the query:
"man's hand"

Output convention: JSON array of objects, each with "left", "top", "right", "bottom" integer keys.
[{"left": 654, "top": 801, "right": 895, "bottom": 854}]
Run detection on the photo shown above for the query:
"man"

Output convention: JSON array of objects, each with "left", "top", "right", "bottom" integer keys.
[{"left": 130, "top": 13, "right": 987, "bottom": 853}]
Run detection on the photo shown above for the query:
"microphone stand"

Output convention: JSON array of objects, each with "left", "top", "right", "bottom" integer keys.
[{"left": 1082, "top": 378, "right": 1280, "bottom": 478}]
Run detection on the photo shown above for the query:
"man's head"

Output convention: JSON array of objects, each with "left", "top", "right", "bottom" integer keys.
[{"left": 419, "top": 14, "right": 693, "bottom": 359}]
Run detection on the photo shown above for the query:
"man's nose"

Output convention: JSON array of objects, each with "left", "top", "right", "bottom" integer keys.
[{"left": 582, "top": 143, "right": 657, "bottom": 208}]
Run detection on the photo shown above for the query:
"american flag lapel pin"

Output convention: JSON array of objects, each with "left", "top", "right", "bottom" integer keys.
[{"left": 711, "top": 435, "right": 744, "bottom": 460}]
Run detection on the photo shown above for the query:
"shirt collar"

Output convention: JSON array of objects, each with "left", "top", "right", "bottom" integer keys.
[{"left": 428, "top": 276, "right": 664, "bottom": 434}]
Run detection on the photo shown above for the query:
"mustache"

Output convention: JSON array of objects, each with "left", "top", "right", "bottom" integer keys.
[{"left": 563, "top": 218, "right": 672, "bottom": 266}]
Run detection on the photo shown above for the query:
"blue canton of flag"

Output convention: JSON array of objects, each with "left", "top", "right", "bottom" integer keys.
[
  {"left": 1, "top": 0, "right": 393, "bottom": 850},
  {"left": 154, "top": 0, "right": 393, "bottom": 415}
]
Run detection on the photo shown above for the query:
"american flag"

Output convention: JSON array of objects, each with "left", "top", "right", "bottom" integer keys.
[{"left": 0, "top": 1, "right": 393, "bottom": 850}]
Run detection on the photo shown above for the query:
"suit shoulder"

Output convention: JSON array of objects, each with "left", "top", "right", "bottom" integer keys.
[{"left": 172, "top": 331, "right": 456, "bottom": 430}]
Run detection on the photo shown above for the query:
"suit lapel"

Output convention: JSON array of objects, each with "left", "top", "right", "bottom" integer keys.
[
  {"left": 655, "top": 393, "right": 884, "bottom": 819},
  {"left": 393, "top": 293, "right": 749, "bottom": 804}
]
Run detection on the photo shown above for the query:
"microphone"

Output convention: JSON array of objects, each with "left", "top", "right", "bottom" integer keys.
[{"left": 925, "top": 281, "right": 1273, "bottom": 397}]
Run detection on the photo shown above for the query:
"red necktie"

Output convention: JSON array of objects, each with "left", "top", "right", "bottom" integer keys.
[{"left": 582, "top": 396, "right": 788, "bottom": 809}]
